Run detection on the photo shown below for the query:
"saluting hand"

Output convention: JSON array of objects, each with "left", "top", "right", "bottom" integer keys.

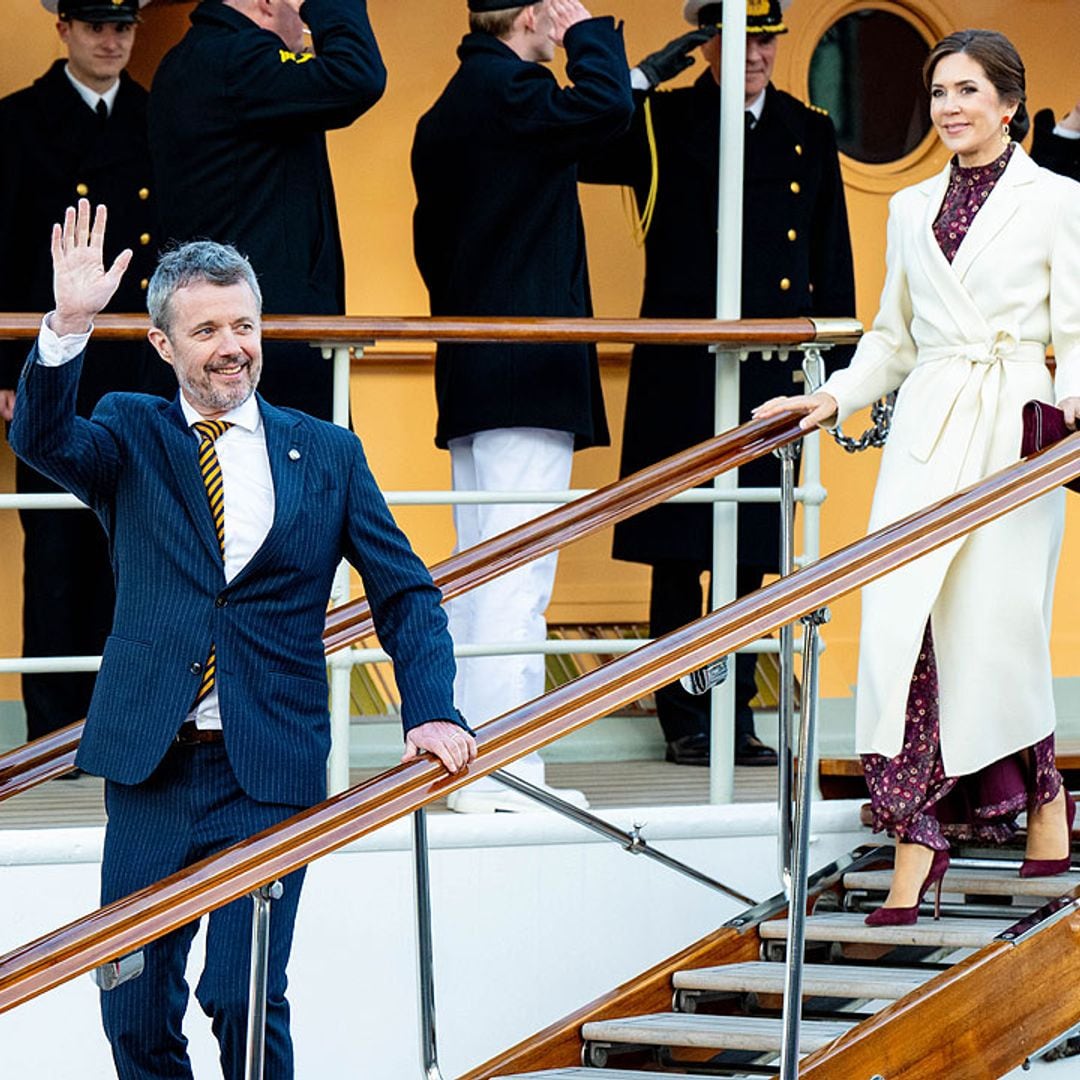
[
  {"left": 636, "top": 26, "right": 718, "bottom": 88},
  {"left": 548, "top": 0, "right": 591, "bottom": 47},
  {"left": 50, "top": 199, "right": 132, "bottom": 337},
  {"left": 753, "top": 391, "right": 840, "bottom": 431},
  {"left": 402, "top": 719, "right": 478, "bottom": 775}
]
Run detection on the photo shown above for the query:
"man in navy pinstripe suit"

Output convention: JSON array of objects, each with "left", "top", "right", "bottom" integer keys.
[{"left": 10, "top": 200, "right": 477, "bottom": 1080}]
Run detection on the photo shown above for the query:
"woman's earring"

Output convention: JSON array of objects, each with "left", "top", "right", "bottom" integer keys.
[{"left": 1001, "top": 116, "right": 1012, "bottom": 146}]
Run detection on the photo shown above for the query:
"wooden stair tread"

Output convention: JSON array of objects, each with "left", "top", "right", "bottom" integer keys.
[
  {"left": 822, "top": 750, "right": 1080, "bottom": 775},
  {"left": 580, "top": 1013, "right": 857, "bottom": 1053},
  {"left": 845, "top": 866, "right": 1080, "bottom": 898},
  {"left": 760, "top": 913, "right": 1013, "bottom": 949},
  {"left": 494, "top": 1071, "right": 755, "bottom": 1079},
  {"left": 674, "top": 960, "right": 932, "bottom": 1000}
]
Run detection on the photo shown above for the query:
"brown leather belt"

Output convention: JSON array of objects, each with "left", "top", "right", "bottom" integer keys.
[{"left": 175, "top": 722, "right": 224, "bottom": 746}]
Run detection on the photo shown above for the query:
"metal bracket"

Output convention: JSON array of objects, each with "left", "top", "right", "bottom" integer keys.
[{"left": 92, "top": 950, "right": 144, "bottom": 991}]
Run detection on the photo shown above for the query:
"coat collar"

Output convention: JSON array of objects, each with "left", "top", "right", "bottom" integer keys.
[{"left": 916, "top": 145, "right": 1037, "bottom": 278}]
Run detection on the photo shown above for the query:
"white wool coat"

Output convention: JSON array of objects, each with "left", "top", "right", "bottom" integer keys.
[{"left": 822, "top": 147, "right": 1080, "bottom": 776}]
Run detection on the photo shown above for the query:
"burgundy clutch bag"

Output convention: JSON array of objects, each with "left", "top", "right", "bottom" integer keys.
[{"left": 1020, "top": 400, "right": 1080, "bottom": 493}]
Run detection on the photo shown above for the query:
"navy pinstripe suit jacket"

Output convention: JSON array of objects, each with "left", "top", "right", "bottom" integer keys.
[{"left": 11, "top": 347, "right": 462, "bottom": 807}]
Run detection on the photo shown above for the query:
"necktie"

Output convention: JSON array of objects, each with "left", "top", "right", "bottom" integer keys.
[
  {"left": 96, "top": 99, "right": 108, "bottom": 124},
  {"left": 193, "top": 420, "right": 232, "bottom": 705},
  {"left": 745, "top": 110, "right": 755, "bottom": 133}
]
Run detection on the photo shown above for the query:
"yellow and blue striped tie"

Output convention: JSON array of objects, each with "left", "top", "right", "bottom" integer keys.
[{"left": 193, "top": 420, "right": 232, "bottom": 705}]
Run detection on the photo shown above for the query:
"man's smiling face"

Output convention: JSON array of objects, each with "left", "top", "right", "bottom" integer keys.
[{"left": 148, "top": 280, "right": 263, "bottom": 418}]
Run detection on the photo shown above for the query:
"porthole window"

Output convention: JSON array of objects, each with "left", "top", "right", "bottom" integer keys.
[{"left": 809, "top": 9, "right": 932, "bottom": 165}]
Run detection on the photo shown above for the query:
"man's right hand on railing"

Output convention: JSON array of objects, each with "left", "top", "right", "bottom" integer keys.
[
  {"left": 0, "top": 389, "right": 14, "bottom": 422},
  {"left": 753, "top": 391, "right": 839, "bottom": 431},
  {"left": 402, "top": 719, "right": 478, "bottom": 775}
]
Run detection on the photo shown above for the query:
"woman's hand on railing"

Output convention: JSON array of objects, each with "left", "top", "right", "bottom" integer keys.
[
  {"left": 402, "top": 720, "right": 478, "bottom": 775},
  {"left": 0, "top": 390, "right": 14, "bottom": 422},
  {"left": 753, "top": 392, "right": 839, "bottom": 432},
  {"left": 1057, "top": 396, "right": 1080, "bottom": 430}
]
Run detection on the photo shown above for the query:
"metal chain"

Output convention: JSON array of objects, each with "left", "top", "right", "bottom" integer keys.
[
  {"left": 800, "top": 345, "right": 894, "bottom": 453},
  {"left": 830, "top": 392, "right": 895, "bottom": 453}
]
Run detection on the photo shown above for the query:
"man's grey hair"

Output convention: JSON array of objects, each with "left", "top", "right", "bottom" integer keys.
[{"left": 147, "top": 241, "right": 262, "bottom": 337}]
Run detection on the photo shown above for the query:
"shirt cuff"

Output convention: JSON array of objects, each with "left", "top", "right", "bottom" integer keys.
[
  {"left": 1053, "top": 123, "right": 1080, "bottom": 140},
  {"left": 37, "top": 313, "right": 92, "bottom": 367},
  {"left": 630, "top": 67, "right": 651, "bottom": 91}
]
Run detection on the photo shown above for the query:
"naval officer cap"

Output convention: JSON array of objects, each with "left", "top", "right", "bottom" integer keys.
[
  {"left": 685, "top": 0, "right": 789, "bottom": 34},
  {"left": 467, "top": 0, "right": 530, "bottom": 9},
  {"left": 41, "top": 0, "right": 150, "bottom": 23}
]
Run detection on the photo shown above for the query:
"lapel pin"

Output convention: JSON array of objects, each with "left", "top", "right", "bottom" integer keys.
[{"left": 288, "top": 449, "right": 301, "bottom": 461}]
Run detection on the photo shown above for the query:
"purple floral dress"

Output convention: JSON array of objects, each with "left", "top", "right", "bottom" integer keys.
[{"left": 861, "top": 145, "right": 1062, "bottom": 851}]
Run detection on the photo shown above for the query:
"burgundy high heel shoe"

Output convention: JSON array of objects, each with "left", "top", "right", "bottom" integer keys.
[
  {"left": 864, "top": 847, "right": 950, "bottom": 927},
  {"left": 1020, "top": 790, "right": 1076, "bottom": 878}
]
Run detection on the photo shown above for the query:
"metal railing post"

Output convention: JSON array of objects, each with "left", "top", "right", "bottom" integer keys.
[
  {"left": 710, "top": 349, "right": 740, "bottom": 805},
  {"left": 327, "top": 343, "right": 358, "bottom": 793},
  {"left": 244, "top": 880, "right": 283, "bottom": 1080},
  {"left": 412, "top": 808, "right": 444, "bottom": 1080},
  {"left": 778, "top": 607, "right": 829, "bottom": 1080},
  {"left": 776, "top": 442, "right": 798, "bottom": 890}
]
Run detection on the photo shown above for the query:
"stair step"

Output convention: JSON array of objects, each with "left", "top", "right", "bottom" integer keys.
[
  {"left": 760, "top": 913, "right": 1013, "bottom": 949},
  {"left": 581, "top": 1013, "right": 857, "bottom": 1054},
  {"left": 844, "top": 866, "right": 1080, "bottom": 898},
  {"left": 674, "top": 960, "right": 933, "bottom": 1000},
  {"left": 494, "top": 1071, "right": 755, "bottom": 1079}
]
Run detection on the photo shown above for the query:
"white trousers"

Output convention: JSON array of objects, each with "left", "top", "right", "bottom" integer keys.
[{"left": 447, "top": 428, "right": 574, "bottom": 787}]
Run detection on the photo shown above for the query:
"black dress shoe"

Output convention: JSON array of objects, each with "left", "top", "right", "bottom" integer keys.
[
  {"left": 665, "top": 733, "right": 710, "bottom": 766},
  {"left": 736, "top": 733, "right": 778, "bottom": 767}
]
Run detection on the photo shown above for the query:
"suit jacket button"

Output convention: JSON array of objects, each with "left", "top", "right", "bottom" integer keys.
[
  {"left": 789, "top": 181, "right": 801, "bottom": 195},
  {"left": 780, "top": 277, "right": 792, "bottom": 291},
  {"left": 190, "top": 661, "right": 203, "bottom": 674},
  {"left": 138, "top": 187, "right": 150, "bottom": 200},
  {"left": 215, "top": 596, "right": 228, "bottom": 608},
  {"left": 76, "top": 183, "right": 89, "bottom": 197}
]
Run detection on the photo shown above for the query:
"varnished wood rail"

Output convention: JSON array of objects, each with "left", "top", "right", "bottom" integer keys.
[
  {"left": 0, "top": 412, "right": 807, "bottom": 802},
  {"left": 0, "top": 312, "right": 862, "bottom": 346},
  {"left": 0, "top": 428, "right": 1079, "bottom": 1013}
]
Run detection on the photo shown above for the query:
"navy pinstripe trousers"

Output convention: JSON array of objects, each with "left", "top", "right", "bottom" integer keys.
[{"left": 100, "top": 741, "right": 307, "bottom": 1080}]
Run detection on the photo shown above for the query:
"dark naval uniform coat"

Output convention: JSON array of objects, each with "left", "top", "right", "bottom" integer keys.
[
  {"left": 0, "top": 60, "right": 158, "bottom": 741},
  {"left": 411, "top": 18, "right": 633, "bottom": 450},
  {"left": 583, "top": 75, "right": 855, "bottom": 570},
  {"left": 149, "top": 0, "right": 386, "bottom": 419},
  {"left": 1031, "top": 108, "right": 1080, "bottom": 182}
]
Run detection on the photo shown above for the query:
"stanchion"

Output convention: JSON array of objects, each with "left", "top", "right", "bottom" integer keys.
[{"left": 244, "top": 880, "right": 284, "bottom": 1080}]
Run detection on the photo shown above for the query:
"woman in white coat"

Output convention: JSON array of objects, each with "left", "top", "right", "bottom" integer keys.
[{"left": 756, "top": 29, "right": 1080, "bottom": 924}]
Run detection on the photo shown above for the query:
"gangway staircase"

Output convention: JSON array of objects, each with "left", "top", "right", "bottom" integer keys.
[{"left": 479, "top": 842, "right": 1080, "bottom": 1079}]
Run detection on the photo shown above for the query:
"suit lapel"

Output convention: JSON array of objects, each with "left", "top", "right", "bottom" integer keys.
[
  {"left": 950, "top": 146, "right": 1035, "bottom": 281},
  {"left": 161, "top": 397, "right": 226, "bottom": 567},
  {"left": 229, "top": 397, "right": 307, "bottom": 586}
]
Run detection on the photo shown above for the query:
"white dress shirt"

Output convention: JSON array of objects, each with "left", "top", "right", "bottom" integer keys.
[
  {"left": 36, "top": 315, "right": 276, "bottom": 729},
  {"left": 64, "top": 67, "right": 120, "bottom": 117}
]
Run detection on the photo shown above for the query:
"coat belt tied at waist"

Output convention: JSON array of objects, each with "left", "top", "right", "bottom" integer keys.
[{"left": 909, "top": 329, "right": 1047, "bottom": 464}]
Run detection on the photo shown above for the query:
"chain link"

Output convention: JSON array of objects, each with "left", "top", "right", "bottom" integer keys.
[
  {"left": 830, "top": 392, "right": 895, "bottom": 453},
  {"left": 800, "top": 345, "right": 893, "bottom": 454}
]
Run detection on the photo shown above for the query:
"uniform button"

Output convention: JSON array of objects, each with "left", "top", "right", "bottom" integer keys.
[
  {"left": 76, "top": 183, "right": 89, "bottom": 197},
  {"left": 788, "top": 229, "right": 797, "bottom": 242},
  {"left": 790, "top": 181, "right": 801, "bottom": 195},
  {"left": 139, "top": 278, "right": 148, "bottom": 290},
  {"left": 780, "top": 278, "right": 791, "bottom": 291},
  {"left": 139, "top": 233, "right": 151, "bottom": 246},
  {"left": 189, "top": 661, "right": 203, "bottom": 674},
  {"left": 215, "top": 596, "right": 228, "bottom": 608},
  {"left": 795, "top": 144, "right": 803, "bottom": 156},
  {"left": 138, "top": 187, "right": 150, "bottom": 200}
]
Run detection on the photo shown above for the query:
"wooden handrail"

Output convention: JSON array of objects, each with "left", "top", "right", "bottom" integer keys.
[
  {"left": 0, "top": 413, "right": 807, "bottom": 801},
  {"left": 323, "top": 412, "right": 805, "bottom": 651},
  {"left": 0, "top": 312, "right": 862, "bottom": 346},
  {"left": 1, "top": 428, "right": 1079, "bottom": 1013}
]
